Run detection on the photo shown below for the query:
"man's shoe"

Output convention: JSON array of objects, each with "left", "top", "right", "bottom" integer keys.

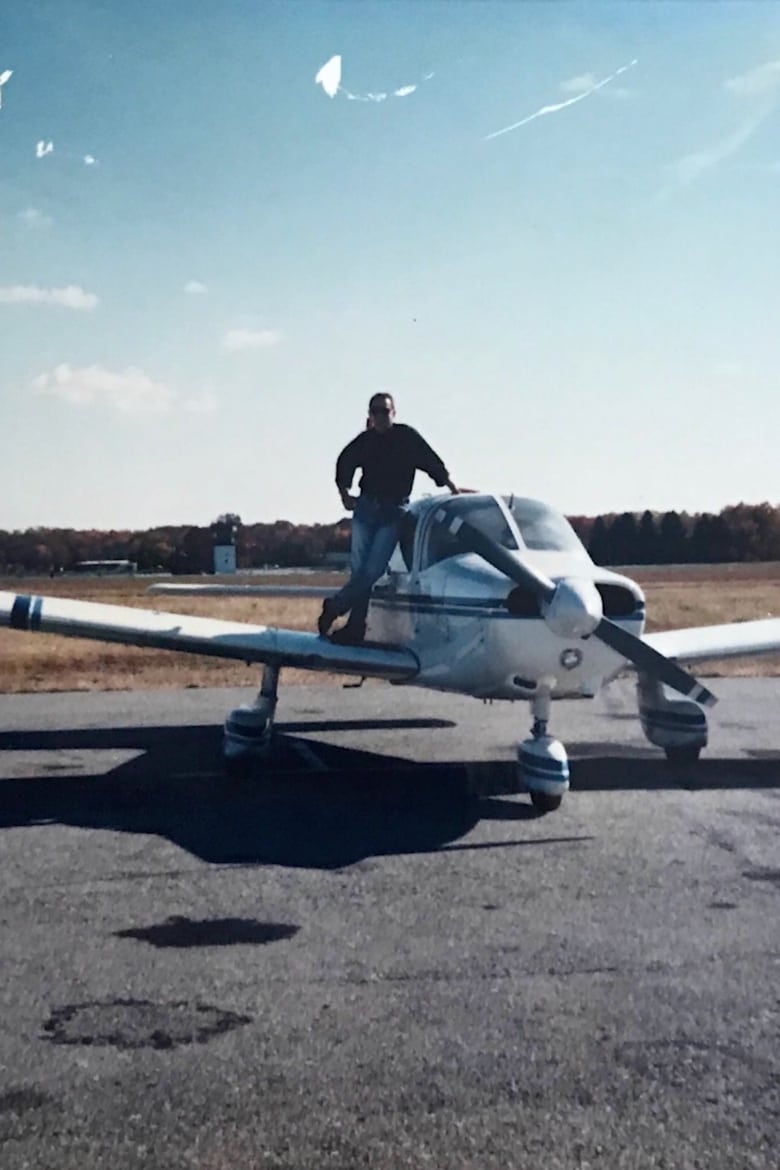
[
  {"left": 317, "top": 599, "right": 338, "bottom": 638},
  {"left": 329, "top": 624, "right": 366, "bottom": 646}
]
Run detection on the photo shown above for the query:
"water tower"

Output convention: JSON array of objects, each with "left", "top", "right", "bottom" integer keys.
[{"left": 211, "top": 513, "right": 240, "bottom": 575}]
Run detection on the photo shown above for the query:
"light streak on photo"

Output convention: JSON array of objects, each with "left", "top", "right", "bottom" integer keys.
[
  {"left": 314, "top": 54, "right": 432, "bottom": 103},
  {"left": 0, "top": 69, "right": 12, "bottom": 109},
  {"left": 34, "top": 140, "right": 97, "bottom": 165},
  {"left": 344, "top": 89, "right": 388, "bottom": 103},
  {"left": 315, "top": 55, "right": 341, "bottom": 98},
  {"left": 485, "top": 58, "right": 638, "bottom": 141}
]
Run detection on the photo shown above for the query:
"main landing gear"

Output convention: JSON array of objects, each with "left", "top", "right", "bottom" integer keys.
[
  {"left": 637, "top": 670, "right": 708, "bottom": 763},
  {"left": 223, "top": 663, "right": 280, "bottom": 774},
  {"left": 517, "top": 686, "right": 569, "bottom": 814}
]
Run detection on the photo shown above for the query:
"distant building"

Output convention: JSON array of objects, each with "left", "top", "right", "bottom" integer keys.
[
  {"left": 72, "top": 559, "right": 137, "bottom": 576},
  {"left": 213, "top": 545, "right": 237, "bottom": 574},
  {"left": 211, "top": 513, "right": 241, "bottom": 575}
]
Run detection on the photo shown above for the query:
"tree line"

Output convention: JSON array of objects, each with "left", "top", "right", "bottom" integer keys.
[
  {"left": 1, "top": 503, "right": 779, "bottom": 575},
  {"left": 0, "top": 515, "right": 351, "bottom": 575},
  {"left": 567, "top": 503, "right": 780, "bottom": 565}
]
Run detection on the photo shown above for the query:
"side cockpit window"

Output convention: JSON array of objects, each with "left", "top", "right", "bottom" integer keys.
[{"left": 421, "top": 496, "right": 518, "bottom": 569}]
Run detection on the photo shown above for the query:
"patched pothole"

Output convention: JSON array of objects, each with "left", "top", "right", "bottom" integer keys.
[
  {"left": 42, "top": 998, "right": 251, "bottom": 1050},
  {"left": 115, "top": 916, "right": 299, "bottom": 948}
]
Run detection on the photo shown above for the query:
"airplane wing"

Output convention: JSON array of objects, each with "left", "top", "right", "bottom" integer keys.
[
  {"left": 644, "top": 618, "right": 780, "bottom": 663},
  {"left": 146, "top": 583, "right": 337, "bottom": 599},
  {"left": 0, "top": 591, "right": 418, "bottom": 682}
]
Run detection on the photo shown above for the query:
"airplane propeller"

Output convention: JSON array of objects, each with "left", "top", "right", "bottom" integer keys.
[{"left": 435, "top": 510, "right": 717, "bottom": 708}]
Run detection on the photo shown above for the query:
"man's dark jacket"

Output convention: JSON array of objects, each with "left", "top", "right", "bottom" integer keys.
[{"left": 335, "top": 424, "right": 450, "bottom": 506}]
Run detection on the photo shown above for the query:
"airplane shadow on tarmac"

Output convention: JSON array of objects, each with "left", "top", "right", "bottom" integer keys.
[{"left": 0, "top": 721, "right": 778, "bottom": 869}]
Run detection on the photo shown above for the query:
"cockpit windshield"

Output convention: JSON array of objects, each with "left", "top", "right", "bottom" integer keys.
[
  {"left": 501, "top": 496, "right": 585, "bottom": 554},
  {"left": 422, "top": 495, "right": 518, "bottom": 568}
]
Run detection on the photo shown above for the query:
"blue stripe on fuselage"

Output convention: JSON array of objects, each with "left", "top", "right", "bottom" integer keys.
[{"left": 370, "top": 593, "right": 644, "bottom": 621}]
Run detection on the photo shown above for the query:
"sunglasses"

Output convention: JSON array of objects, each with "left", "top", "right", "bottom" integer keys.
[{"left": 370, "top": 406, "right": 391, "bottom": 416}]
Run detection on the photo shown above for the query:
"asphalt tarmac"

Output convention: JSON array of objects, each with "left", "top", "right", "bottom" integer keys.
[{"left": 0, "top": 679, "right": 778, "bottom": 1169}]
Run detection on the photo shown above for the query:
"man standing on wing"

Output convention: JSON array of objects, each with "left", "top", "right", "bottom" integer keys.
[{"left": 318, "top": 392, "right": 459, "bottom": 643}]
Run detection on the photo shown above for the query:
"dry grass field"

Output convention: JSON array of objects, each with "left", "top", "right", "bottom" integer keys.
[{"left": 1, "top": 565, "right": 778, "bottom": 693}]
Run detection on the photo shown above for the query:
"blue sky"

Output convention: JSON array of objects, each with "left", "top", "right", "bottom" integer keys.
[{"left": 2, "top": 1, "right": 779, "bottom": 529}]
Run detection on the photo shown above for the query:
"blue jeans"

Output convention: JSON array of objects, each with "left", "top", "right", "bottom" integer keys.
[{"left": 330, "top": 496, "right": 404, "bottom": 630}]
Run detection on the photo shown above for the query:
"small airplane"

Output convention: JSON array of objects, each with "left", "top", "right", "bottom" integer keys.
[{"left": 2, "top": 492, "right": 779, "bottom": 813}]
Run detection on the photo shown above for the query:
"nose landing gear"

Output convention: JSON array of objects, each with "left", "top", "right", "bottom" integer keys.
[{"left": 517, "top": 686, "right": 569, "bottom": 813}]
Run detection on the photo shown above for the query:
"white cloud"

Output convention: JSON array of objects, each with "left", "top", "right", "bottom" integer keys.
[
  {"left": 17, "top": 207, "right": 53, "bottom": 228},
  {"left": 560, "top": 73, "right": 599, "bottom": 95},
  {"left": 83, "top": 154, "right": 97, "bottom": 166},
  {"left": 725, "top": 58, "right": 780, "bottom": 98},
  {"left": 0, "top": 284, "right": 98, "bottom": 309},
  {"left": 675, "top": 109, "right": 769, "bottom": 185},
  {"left": 713, "top": 360, "right": 744, "bottom": 377},
  {"left": 182, "top": 391, "right": 218, "bottom": 413},
  {"left": 32, "top": 364, "right": 178, "bottom": 414},
  {"left": 668, "top": 57, "right": 780, "bottom": 190},
  {"left": 222, "top": 327, "right": 281, "bottom": 352},
  {"left": 35, "top": 140, "right": 53, "bottom": 158},
  {"left": 184, "top": 279, "right": 208, "bottom": 294}
]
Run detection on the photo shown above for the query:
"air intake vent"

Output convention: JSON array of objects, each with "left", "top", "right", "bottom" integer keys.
[
  {"left": 504, "top": 587, "right": 542, "bottom": 617},
  {"left": 596, "top": 584, "right": 639, "bottom": 617},
  {"left": 504, "top": 583, "right": 640, "bottom": 618}
]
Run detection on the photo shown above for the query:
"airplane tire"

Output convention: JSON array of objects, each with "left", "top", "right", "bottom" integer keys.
[
  {"left": 529, "top": 790, "right": 563, "bottom": 814},
  {"left": 224, "top": 754, "right": 254, "bottom": 779},
  {"left": 664, "top": 744, "right": 702, "bottom": 764}
]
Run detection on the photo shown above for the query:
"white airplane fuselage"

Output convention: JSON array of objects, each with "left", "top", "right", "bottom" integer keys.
[{"left": 362, "top": 496, "right": 646, "bottom": 701}]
